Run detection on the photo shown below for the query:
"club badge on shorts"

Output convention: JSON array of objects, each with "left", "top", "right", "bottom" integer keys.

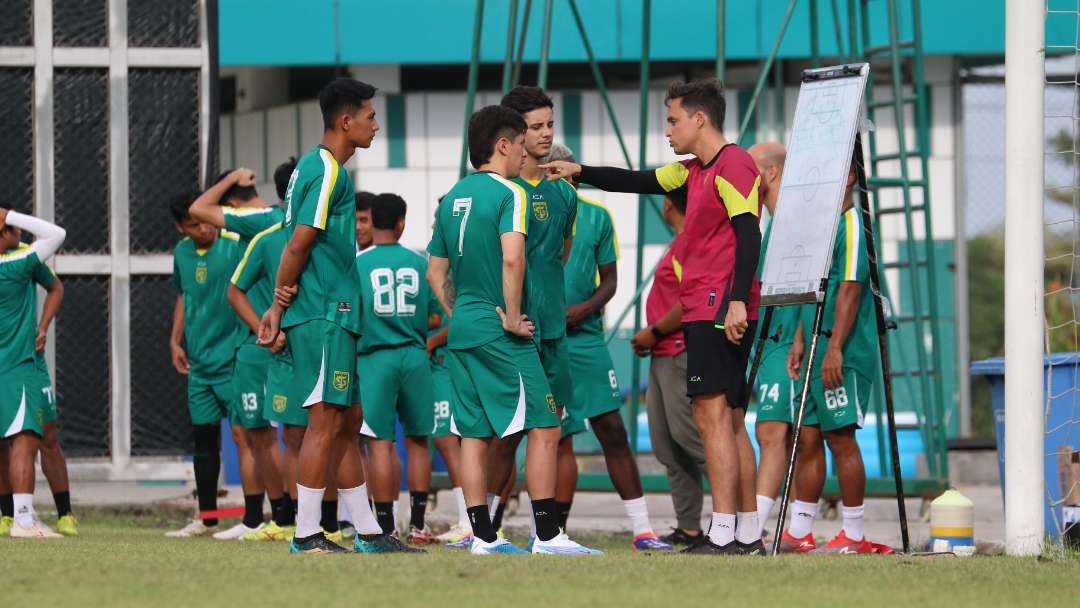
[
  {"left": 333, "top": 370, "right": 351, "bottom": 391},
  {"left": 273, "top": 394, "right": 288, "bottom": 413},
  {"left": 546, "top": 394, "right": 557, "bottom": 414}
]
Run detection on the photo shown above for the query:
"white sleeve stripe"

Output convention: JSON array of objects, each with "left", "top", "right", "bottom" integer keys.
[
  {"left": 486, "top": 173, "right": 526, "bottom": 233},
  {"left": 844, "top": 209, "right": 861, "bottom": 281},
  {"left": 315, "top": 149, "right": 335, "bottom": 229}
]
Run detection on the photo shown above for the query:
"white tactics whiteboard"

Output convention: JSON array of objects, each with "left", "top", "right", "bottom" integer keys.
[{"left": 759, "top": 63, "right": 869, "bottom": 305}]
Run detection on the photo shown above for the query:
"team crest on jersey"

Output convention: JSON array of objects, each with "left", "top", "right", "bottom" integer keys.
[
  {"left": 532, "top": 200, "right": 549, "bottom": 221},
  {"left": 195, "top": 263, "right": 208, "bottom": 284},
  {"left": 273, "top": 394, "right": 287, "bottom": 413},
  {"left": 333, "top": 370, "right": 351, "bottom": 391},
  {"left": 546, "top": 394, "right": 557, "bottom": 413}
]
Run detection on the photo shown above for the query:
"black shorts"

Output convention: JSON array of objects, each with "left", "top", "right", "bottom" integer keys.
[{"left": 683, "top": 320, "right": 757, "bottom": 407}]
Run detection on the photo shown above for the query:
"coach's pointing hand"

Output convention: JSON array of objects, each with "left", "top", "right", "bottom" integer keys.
[{"left": 538, "top": 160, "right": 582, "bottom": 181}]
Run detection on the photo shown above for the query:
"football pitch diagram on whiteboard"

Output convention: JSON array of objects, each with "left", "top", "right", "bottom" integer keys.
[{"left": 759, "top": 63, "right": 870, "bottom": 306}]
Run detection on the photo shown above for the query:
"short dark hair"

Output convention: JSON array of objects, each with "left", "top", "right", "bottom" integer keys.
[
  {"left": 355, "top": 191, "right": 376, "bottom": 213},
  {"left": 319, "top": 78, "right": 377, "bottom": 130},
  {"left": 667, "top": 188, "right": 688, "bottom": 215},
  {"left": 665, "top": 79, "right": 726, "bottom": 130},
  {"left": 273, "top": 157, "right": 297, "bottom": 201},
  {"left": 169, "top": 193, "right": 195, "bottom": 223},
  {"left": 468, "top": 106, "right": 527, "bottom": 169},
  {"left": 372, "top": 193, "right": 407, "bottom": 230},
  {"left": 213, "top": 170, "right": 258, "bottom": 203},
  {"left": 500, "top": 86, "right": 554, "bottom": 116}
]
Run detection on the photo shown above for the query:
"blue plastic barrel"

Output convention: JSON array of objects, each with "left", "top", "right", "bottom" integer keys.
[{"left": 971, "top": 352, "right": 1080, "bottom": 540}]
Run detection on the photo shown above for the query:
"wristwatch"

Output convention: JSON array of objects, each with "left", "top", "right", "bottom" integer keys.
[{"left": 650, "top": 325, "right": 664, "bottom": 340}]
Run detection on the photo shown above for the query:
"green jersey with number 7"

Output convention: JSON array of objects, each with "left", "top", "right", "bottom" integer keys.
[{"left": 427, "top": 171, "right": 529, "bottom": 351}]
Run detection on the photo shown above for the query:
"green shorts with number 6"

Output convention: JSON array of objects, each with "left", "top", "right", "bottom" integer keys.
[
  {"left": 358, "top": 345, "right": 434, "bottom": 440},
  {"left": 431, "top": 362, "right": 457, "bottom": 437},
  {"left": 284, "top": 319, "right": 360, "bottom": 409},
  {"left": 232, "top": 343, "right": 272, "bottom": 430},
  {"left": 446, "top": 335, "right": 559, "bottom": 439},
  {"left": 753, "top": 347, "right": 794, "bottom": 425},
  {"left": 264, "top": 351, "right": 309, "bottom": 427},
  {"left": 562, "top": 332, "right": 622, "bottom": 437},
  {"left": 797, "top": 367, "right": 872, "bottom": 432}
]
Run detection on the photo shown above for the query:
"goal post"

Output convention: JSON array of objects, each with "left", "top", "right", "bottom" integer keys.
[{"left": 1003, "top": 0, "right": 1045, "bottom": 557}]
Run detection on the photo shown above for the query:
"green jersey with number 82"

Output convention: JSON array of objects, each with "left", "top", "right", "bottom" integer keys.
[
  {"left": 427, "top": 171, "right": 528, "bottom": 350},
  {"left": 355, "top": 243, "right": 436, "bottom": 353}
]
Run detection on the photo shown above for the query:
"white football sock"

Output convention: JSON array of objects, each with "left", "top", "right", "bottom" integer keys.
[
  {"left": 452, "top": 487, "right": 470, "bottom": 528},
  {"left": 338, "top": 483, "right": 382, "bottom": 535},
  {"left": 13, "top": 493, "right": 34, "bottom": 527},
  {"left": 622, "top": 497, "right": 653, "bottom": 537},
  {"left": 787, "top": 500, "right": 818, "bottom": 538},
  {"left": 735, "top": 511, "right": 760, "bottom": 544},
  {"left": 708, "top": 512, "right": 736, "bottom": 546},
  {"left": 756, "top": 495, "right": 776, "bottom": 536},
  {"left": 337, "top": 499, "right": 351, "bottom": 523},
  {"left": 392, "top": 499, "right": 400, "bottom": 531},
  {"left": 294, "top": 484, "right": 325, "bottom": 538},
  {"left": 841, "top": 503, "right": 865, "bottom": 541}
]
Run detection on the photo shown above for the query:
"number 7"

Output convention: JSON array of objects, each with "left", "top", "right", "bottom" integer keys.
[{"left": 452, "top": 198, "right": 472, "bottom": 255}]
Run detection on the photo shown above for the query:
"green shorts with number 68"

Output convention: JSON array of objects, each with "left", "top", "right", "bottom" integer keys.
[{"left": 796, "top": 367, "right": 872, "bottom": 432}]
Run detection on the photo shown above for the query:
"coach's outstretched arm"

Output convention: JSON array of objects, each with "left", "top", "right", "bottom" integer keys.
[{"left": 540, "top": 160, "right": 671, "bottom": 196}]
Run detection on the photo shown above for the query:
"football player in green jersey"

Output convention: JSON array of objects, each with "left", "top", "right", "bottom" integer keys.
[
  {"left": 547, "top": 145, "right": 670, "bottom": 551},
  {"left": 355, "top": 193, "right": 441, "bottom": 544},
  {"left": 189, "top": 169, "right": 289, "bottom": 540},
  {"left": 781, "top": 166, "right": 887, "bottom": 555},
  {"left": 0, "top": 206, "right": 66, "bottom": 538},
  {"left": 258, "top": 78, "right": 413, "bottom": 555},
  {"left": 166, "top": 194, "right": 249, "bottom": 538},
  {"left": 427, "top": 105, "right": 596, "bottom": 555},
  {"left": 746, "top": 142, "right": 800, "bottom": 539},
  {"left": 482, "top": 87, "right": 578, "bottom": 534}
]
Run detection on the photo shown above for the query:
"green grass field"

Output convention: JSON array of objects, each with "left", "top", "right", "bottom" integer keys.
[{"left": 4, "top": 509, "right": 1078, "bottom": 607}]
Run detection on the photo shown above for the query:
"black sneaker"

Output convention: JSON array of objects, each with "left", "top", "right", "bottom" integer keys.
[
  {"left": 354, "top": 532, "right": 426, "bottom": 554},
  {"left": 290, "top": 531, "right": 350, "bottom": 554},
  {"left": 680, "top": 536, "right": 741, "bottom": 555},
  {"left": 737, "top": 539, "right": 767, "bottom": 555},
  {"left": 660, "top": 528, "right": 705, "bottom": 547}
]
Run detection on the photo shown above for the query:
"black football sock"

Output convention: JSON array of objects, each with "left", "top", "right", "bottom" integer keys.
[
  {"left": 270, "top": 495, "right": 291, "bottom": 526},
  {"left": 374, "top": 501, "right": 395, "bottom": 534},
  {"left": 53, "top": 491, "right": 72, "bottom": 518},
  {"left": 491, "top": 499, "right": 507, "bottom": 530},
  {"left": 243, "top": 493, "right": 264, "bottom": 528},
  {"left": 409, "top": 491, "right": 428, "bottom": 530},
  {"left": 532, "top": 497, "right": 560, "bottom": 542},
  {"left": 0, "top": 493, "right": 13, "bottom": 517},
  {"left": 321, "top": 500, "right": 339, "bottom": 533},
  {"left": 467, "top": 505, "right": 498, "bottom": 543},
  {"left": 192, "top": 423, "right": 221, "bottom": 527},
  {"left": 556, "top": 500, "right": 572, "bottom": 531}
]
